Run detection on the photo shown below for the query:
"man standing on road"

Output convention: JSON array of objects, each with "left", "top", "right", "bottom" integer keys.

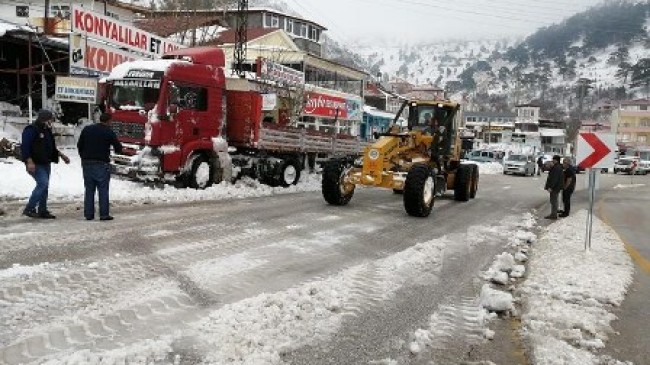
[
  {"left": 537, "top": 155, "right": 544, "bottom": 176},
  {"left": 559, "top": 157, "right": 577, "bottom": 218},
  {"left": 21, "top": 109, "right": 71, "bottom": 219},
  {"left": 77, "top": 113, "right": 123, "bottom": 221},
  {"left": 544, "top": 155, "right": 563, "bottom": 220}
]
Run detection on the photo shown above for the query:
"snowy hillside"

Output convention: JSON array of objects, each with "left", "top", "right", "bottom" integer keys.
[{"left": 356, "top": 39, "right": 519, "bottom": 86}]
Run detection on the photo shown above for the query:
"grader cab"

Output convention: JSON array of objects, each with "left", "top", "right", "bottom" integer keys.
[{"left": 321, "top": 99, "right": 479, "bottom": 217}]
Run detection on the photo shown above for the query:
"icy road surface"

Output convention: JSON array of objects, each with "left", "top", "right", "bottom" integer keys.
[{"left": 0, "top": 174, "right": 557, "bottom": 364}]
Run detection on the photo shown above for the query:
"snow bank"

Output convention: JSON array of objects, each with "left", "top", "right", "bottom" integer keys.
[
  {"left": 0, "top": 148, "right": 321, "bottom": 206},
  {"left": 468, "top": 161, "right": 504, "bottom": 175},
  {"left": 520, "top": 210, "right": 634, "bottom": 365}
]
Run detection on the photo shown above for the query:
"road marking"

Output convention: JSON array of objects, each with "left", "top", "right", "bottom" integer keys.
[{"left": 597, "top": 199, "right": 650, "bottom": 274}]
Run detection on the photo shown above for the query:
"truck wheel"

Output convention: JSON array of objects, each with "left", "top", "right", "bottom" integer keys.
[
  {"left": 454, "top": 165, "right": 472, "bottom": 202},
  {"left": 403, "top": 164, "right": 435, "bottom": 217},
  {"left": 322, "top": 160, "right": 355, "bottom": 206},
  {"left": 469, "top": 164, "right": 479, "bottom": 199},
  {"left": 279, "top": 159, "right": 301, "bottom": 187},
  {"left": 189, "top": 155, "right": 214, "bottom": 189}
]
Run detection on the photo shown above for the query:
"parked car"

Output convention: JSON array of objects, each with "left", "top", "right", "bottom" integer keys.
[
  {"left": 614, "top": 157, "right": 647, "bottom": 175},
  {"left": 503, "top": 154, "right": 536, "bottom": 176},
  {"left": 466, "top": 150, "right": 499, "bottom": 163}
]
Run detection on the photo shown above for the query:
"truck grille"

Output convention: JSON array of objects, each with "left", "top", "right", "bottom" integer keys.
[{"left": 111, "top": 121, "right": 145, "bottom": 139}]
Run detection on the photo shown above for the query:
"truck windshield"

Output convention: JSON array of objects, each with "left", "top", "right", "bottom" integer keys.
[{"left": 110, "top": 80, "right": 161, "bottom": 111}]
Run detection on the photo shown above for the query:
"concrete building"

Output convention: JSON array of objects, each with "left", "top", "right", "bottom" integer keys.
[
  {"left": 611, "top": 99, "right": 650, "bottom": 148},
  {"left": 462, "top": 111, "right": 516, "bottom": 143}
]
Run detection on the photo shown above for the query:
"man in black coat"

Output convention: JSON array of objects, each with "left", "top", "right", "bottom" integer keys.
[
  {"left": 21, "top": 109, "right": 70, "bottom": 219},
  {"left": 77, "top": 113, "right": 123, "bottom": 221},
  {"left": 560, "top": 157, "right": 577, "bottom": 217},
  {"left": 544, "top": 155, "right": 563, "bottom": 219}
]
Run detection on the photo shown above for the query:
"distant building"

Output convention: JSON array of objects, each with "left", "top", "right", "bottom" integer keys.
[
  {"left": 388, "top": 77, "right": 413, "bottom": 95},
  {"left": 404, "top": 84, "right": 445, "bottom": 101},
  {"left": 1, "top": 0, "right": 147, "bottom": 32},
  {"left": 145, "top": 7, "right": 326, "bottom": 57},
  {"left": 463, "top": 111, "right": 516, "bottom": 143},
  {"left": 611, "top": 99, "right": 650, "bottom": 148},
  {"left": 539, "top": 119, "right": 566, "bottom": 154}
]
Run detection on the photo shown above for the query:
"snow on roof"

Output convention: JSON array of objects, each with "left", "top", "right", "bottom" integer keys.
[
  {"left": 107, "top": 59, "right": 184, "bottom": 80},
  {"left": 0, "top": 19, "right": 33, "bottom": 37},
  {"left": 539, "top": 128, "right": 565, "bottom": 137},
  {"left": 363, "top": 106, "right": 399, "bottom": 120}
]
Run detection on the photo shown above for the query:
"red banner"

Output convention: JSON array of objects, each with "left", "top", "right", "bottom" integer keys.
[{"left": 303, "top": 92, "right": 348, "bottom": 119}]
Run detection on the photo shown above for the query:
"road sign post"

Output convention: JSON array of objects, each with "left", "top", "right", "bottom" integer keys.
[{"left": 576, "top": 132, "right": 615, "bottom": 251}]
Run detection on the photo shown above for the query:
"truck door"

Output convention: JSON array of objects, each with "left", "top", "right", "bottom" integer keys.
[{"left": 170, "top": 83, "right": 212, "bottom": 142}]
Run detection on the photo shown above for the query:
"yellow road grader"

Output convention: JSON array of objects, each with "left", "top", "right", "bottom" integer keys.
[{"left": 322, "top": 99, "right": 479, "bottom": 217}]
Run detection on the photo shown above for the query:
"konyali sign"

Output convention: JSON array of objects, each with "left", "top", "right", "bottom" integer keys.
[{"left": 256, "top": 58, "right": 304, "bottom": 87}]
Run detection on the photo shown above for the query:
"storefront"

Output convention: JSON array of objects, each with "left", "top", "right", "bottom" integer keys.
[{"left": 299, "top": 86, "right": 363, "bottom": 136}]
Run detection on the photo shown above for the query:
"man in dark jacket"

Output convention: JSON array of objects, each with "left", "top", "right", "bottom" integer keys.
[
  {"left": 77, "top": 113, "right": 123, "bottom": 221},
  {"left": 21, "top": 109, "right": 70, "bottom": 219},
  {"left": 544, "top": 155, "right": 563, "bottom": 219},
  {"left": 536, "top": 155, "right": 544, "bottom": 175},
  {"left": 560, "top": 157, "right": 577, "bottom": 217}
]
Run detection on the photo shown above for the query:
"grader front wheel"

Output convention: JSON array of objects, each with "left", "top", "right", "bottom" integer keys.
[
  {"left": 403, "top": 164, "right": 435, "bottom": 217},
  {"left": 322, "top": 160, "right": 355, "bottom": 206}
]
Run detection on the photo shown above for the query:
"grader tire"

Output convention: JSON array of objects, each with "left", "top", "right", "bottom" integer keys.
[
  {"left": 454, "top": 164, "right": 472, "bottom": 202},
  {"left": 469, "top": 164, "right": 479, "bottom": 199},
  {"left": 322, "top": 160, "right": 355, "bottom": 206},
  {"left": 403, "top": 164, "right": 435, "bottom": 217}
]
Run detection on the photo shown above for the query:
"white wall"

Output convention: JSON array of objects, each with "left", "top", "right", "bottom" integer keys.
[{"left": 1, "top": 0, "right": 138, "bottom": 27}]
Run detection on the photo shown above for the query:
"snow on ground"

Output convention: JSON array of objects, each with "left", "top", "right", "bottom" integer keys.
[
  {"left": 520, "top": 210, "right": 634, "bottom": 365},
  {"left": 613, "top": 183, "right": 646, "bottom": 189},
  {"left": 1, "top": 149, "right": 505, "bottom": 207},
  {"left": 462, "top": 160, "right": 503, "bottom": 175},
  {"left": 8, "top": 213, "right": 538, "bottom": 364},
  {"left": 0, "top": 148, "right": 321, "bottom": 206}
]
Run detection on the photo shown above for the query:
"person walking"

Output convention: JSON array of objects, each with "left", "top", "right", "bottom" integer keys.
[
  {"left": 544, "top": 155, "right": 563, "bottom": 220},
  {"left": 77, "top": 113, "right": 123, "bottom": 221},
  {"left": 21, "top": 109, "right": 71, "bottom": 219},
  {"left": 559, "top": 157, "right": 577, "bottom": 217},
  {"left": 536, "top": 155, "right": 544, "bottom": 176}
]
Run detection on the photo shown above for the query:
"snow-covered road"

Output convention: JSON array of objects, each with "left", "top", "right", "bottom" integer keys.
[{"left": 0, "top": 171, "right": 638, "bottom": 365}]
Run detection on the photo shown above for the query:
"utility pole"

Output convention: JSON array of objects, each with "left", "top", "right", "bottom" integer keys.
[{"left": 233, "top": 0, "right": 249, "bottom": 78}]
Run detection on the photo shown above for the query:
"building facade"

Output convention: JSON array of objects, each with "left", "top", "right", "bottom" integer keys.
[
  {"left": 463, "top": 111, "right": 516, "bottom": 143},
  {"left": 611, "top": 99, "right": 650, "bottom": 148}
]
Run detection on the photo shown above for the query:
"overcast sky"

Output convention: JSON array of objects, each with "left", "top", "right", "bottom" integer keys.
[{"left": 283, "top": 0, "right": 605, "bottom": 44}]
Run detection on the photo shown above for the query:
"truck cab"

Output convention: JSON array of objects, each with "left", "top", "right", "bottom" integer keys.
[{"left": 104, "top": 47, "right": 228, "bottom": 187}]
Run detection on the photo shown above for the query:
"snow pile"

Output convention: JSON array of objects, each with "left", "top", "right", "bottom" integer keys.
[
  {"left": 476, "top": 162, "right": 504, "bottom": 175},
  {"left": 520, "top": 210, "right": 634, "bottom": 365},
  {"left": 0, "top": 148, "right": 321, "bottom": 205},
  {"left": 613, "top": 183, "right": 645, "bottom": 189},
  {"left": 0, "top": 262, "right": 53, "bottom": 279},
  {"left": 480, "top": 284, "right": 514, "bottom": 312}
]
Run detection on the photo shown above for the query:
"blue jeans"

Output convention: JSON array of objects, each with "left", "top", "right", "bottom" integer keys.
[
  {"left": 82, "top": 163, "right": 111, "bottom": 219},
  {"left": 26, "top": 164, "right": 51, "bottom": 213}
]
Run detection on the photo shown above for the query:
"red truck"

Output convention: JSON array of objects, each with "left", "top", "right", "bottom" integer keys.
[{"left": 102, "top": 47, "right": 364, "bottom": 188}]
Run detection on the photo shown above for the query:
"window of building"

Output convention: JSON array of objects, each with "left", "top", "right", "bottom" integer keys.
[
  {"left": 638, "top": 136, "right": 647, "bottom": 143},
  {"left": 106, "top": 11, "right": 120, "bottom": 20},
  {"left": 310, "top": 26, "right": 319, "bottom": 41},
  {"left": 300, "top": 23, "right": 308, "bottom": 38},
  {"left": 264, "top": 13, "right": 279, "bottom": 28},
  {"left": 641, "top": 105, "right": 648, "bottom": 111},
  {"left": 16, "top": 5, "right": 29, "bottom": 17},
  {"left": 285, "top": 18, "right": 294, "bottom": 33},
  {"left": 50, "top": 5, "right": 71, "bottom": 19}
]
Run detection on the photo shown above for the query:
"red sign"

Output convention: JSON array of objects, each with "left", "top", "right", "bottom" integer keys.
[
  {"left": 303, "top": 92, "right": 348, "bottom": 119},
  {"left": 576, "top": 132, "right": 615, "bottom": 169}
]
